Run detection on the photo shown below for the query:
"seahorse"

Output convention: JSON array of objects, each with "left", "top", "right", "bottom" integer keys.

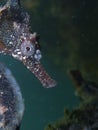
[{"left": 0, "top": 0, "right": 57, "bottom": 88}]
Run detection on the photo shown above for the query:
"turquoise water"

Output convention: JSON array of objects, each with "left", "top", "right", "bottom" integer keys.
[{"left": 0, "top": 55, "right": 79, "bottom": 130}]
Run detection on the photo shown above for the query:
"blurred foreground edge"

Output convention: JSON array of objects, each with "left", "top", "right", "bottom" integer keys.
[{"left": 0, "top": 62, "right": 24, "bottom": 130}]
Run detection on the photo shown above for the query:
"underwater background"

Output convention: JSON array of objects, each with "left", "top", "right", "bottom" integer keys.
[{"left": 0, "top": 0, "right": 98, "bottom": 130}]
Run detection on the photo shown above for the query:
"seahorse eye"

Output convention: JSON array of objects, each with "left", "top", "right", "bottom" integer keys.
[
  {"left": 26, "top": 46, "right": 30, "bottom": 51},
  {"left": 21, "top": 41, "right": 35, "bottom": 56}
]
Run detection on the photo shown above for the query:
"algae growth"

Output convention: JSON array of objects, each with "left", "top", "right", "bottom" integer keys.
[{"left": 45, "top": 70, "right": 98, "bottom": 130}]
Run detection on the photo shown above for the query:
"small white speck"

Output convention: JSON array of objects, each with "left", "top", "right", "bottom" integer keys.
[
  {"left": 0, "top": 92, "right": 3, "bottom": 95},
  {"left": 9, "top": 41, "right": 13, "bottom": 45},
  {"left": 0, "top": 75, "right": 2, "bottom": 78},
  {"left": 36, "top": 49, "right": 41, "bottom": 54},
  {"left": 17, "top": 52, "right": 21, "bottom": 55},
  {"left": 22, "top": 56, "right": 26, "bottom": 60},
  {"left": 0, "top": 122, "right": 4, "bottom": 128}
]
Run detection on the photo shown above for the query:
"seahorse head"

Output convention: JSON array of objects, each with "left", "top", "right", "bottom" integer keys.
[
  {"left": 20, "top": 33, "right": 42, "bottom": 62},
  {"left": 0, "top": 0, "right": 57, "bottom": 88}
]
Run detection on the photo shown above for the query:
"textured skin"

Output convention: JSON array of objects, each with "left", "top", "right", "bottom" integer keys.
[
  {"left": 0, "top": 63, "right": 24, "bottom": 130},
  {"left": 0, "top": 0, "right": 57, "bottom": 88}
]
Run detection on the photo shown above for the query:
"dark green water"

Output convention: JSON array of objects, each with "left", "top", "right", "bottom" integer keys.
[
  {"left": 0, "top": 55, "right": 79, "bottom": 130},
  {"left": 1, "top": 0, "right": 98, "bottom": 129}
]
